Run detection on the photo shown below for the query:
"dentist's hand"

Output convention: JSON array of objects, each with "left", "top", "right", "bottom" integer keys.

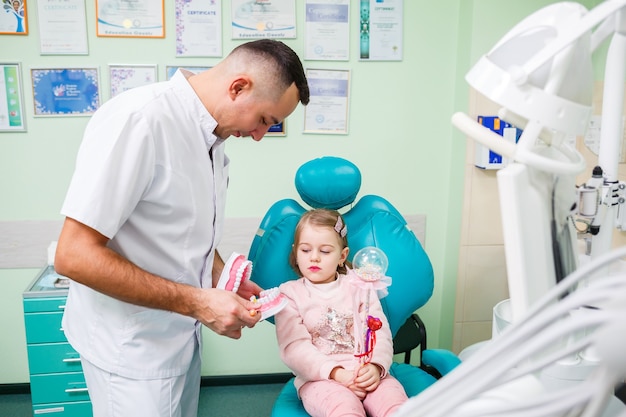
[{"left": 192, "top": 288, "right": 261, "bottom": 339}]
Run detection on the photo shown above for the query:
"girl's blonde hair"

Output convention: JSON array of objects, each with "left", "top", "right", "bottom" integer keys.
[{"left": 290, "top": 208, "right": 350, "bottom": 275}]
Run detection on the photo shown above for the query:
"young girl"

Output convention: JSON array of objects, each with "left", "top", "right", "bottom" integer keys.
[{"left": 274, "top": 208, "right": 408, "bottom": 417}]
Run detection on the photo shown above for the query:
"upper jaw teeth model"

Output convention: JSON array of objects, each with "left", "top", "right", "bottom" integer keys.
[{"left": 217, "top": 252, "right": 288, "bottom": 320}]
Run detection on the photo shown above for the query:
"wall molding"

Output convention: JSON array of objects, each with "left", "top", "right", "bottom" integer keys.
[
  {"left": 0, "top": 220, "right": 63, "bottom": 269},
  {"left": 0, "top": 215, "right": 426, "bottom": 269}
]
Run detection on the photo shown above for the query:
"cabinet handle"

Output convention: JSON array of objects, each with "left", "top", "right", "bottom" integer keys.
[
  {"left": 65, "top": 388, "right": 89, "bottom": 393},
  {"left": 62, "top": 358, "right": 81, "bottom": 363},
  {"left": 33, "top": 406, "right": 65, "bottom": 414},
  {"left": 58, "top": 305, "right": 66, "bottom": 310}
]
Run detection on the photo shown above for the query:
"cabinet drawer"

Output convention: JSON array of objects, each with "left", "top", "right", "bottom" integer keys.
[
  {"left": 33, "top": 400, "right": 92, "bottom": 416},
  {"left": 27, "top": 343, "right": 82, "bottom": 374},
  {"left": 30, "top": 372, "right": 90, "bottom": 405},
  {"left": 24, "top": 297, "right": 67, "bottom": 313},
  {"left": 24, "top": 311, "right": 66, "bottom": 344}
]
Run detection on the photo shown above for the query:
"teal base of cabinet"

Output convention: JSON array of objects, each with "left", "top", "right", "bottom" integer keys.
[{"left": 24, "top": 266, "right": 92, "bottom": 417}]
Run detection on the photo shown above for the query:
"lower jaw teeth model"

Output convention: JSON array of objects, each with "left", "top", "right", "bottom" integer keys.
[{"left": 217, "top": 252, "right": 287, "bottom": 320}]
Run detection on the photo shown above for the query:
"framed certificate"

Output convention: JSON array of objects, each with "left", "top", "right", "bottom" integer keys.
[
  {"left": 31, "top": 67, "right": 100, "bottom": 116},
  {"left": 0, "top": 63, "right": 26, "bottom": 131},
  {"left": 165, "top": 65, "right": 210, "bottom": 80},
  {"left": 96, "top": 0, "right": 164, "bottom": 38},
  {"left": 0, "top": 0, "right": 28, "bottom": 35},
  {"left": 109, "top": 64, "right": 157, "bottom": 98},
  {"left": 266, "top": 121, "right": 286, "bottom": 137},
  {"left": 359, "top": 0, "right": 403, "bottom": 61},
  {"left": 231, "top": 0, "right": 295, "bottom": 39},
  {"left": 175, "top": 0, "right": 222, "bottom": 57},
  {"left": 304, "top": 0, "right": 349, "bottom": 61},
  {"left": 37, "top": 0, "right": 88, "bottom": 54},
  {"left": 303, "top": 68, "right": 350, "bottom": 135}
]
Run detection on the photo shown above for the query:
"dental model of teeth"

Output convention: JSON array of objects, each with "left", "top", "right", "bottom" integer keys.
[
  {"left": 250, "top": 287, "right": 289, "bottom": 321},
  {"left": 216, "top": 252, "right": 252, "bottom": 293},
  {"left": 217, "top": 252, "right": 287, "bottom": 320}
]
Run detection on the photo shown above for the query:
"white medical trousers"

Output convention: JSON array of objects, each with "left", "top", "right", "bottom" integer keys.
[{"left": 81, "top": 342, "right": 201, "bottom": 417}]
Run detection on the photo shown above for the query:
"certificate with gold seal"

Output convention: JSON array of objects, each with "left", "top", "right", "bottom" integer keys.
[
  {"left": 96, "top": 0, "right": 164, "bottom": 38},
  {"left": 231, "top": 0, "right": 295, "bottom": 39}
]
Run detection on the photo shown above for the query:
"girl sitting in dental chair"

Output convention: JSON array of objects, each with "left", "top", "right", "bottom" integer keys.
[{"left": 274, "top": 209, "right": 408, "bottom": 417}]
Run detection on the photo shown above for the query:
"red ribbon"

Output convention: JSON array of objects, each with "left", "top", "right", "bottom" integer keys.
[{"left": 354, "top": 316, "right": 382, "bottom": 364}]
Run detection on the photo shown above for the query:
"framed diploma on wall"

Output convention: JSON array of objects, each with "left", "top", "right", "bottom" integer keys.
[
  {"left": 266, "top": 121, "right": 286, "bottom": 137},
  {"left": 96, "top": 0, "right": 164, "bottom": 38},
  {"left": 0, "top": 0, "right": 28, "bottom": 35},
  {"left": 231, "top": 0, "right": 295, "bottom": 39},
  {"left": 109, "top": 64, "right": 157, "bottom": 99},
  {"left": 0, "top": 63, "right": 26, "bottom": 131},
  {"left": 37, "top": 0, "right": 88, "bottom": 55},
  {"left": 31, "top": 67, "right": 100, "bottom": 116},
  {"left": 303, "top": 68, "right": 350, "bottom": 135},
  {"left": 175, "top": 0, "right": 222, "bottom": 57},
  {"left": 165, "top": 66, "right": 210, "bottom": 80}
]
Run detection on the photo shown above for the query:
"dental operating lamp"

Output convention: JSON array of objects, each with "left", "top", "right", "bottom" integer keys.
[
  {"left": 454, "top": 0, "right": 626, "bottom": 321},
  {"left": 395, "top": 1, "right": 626, "bottom": 416}
]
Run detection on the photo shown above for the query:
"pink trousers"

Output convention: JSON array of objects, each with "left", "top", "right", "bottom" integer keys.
[{"left": 299, "top": 375, "right": 408, "bottom": 417}]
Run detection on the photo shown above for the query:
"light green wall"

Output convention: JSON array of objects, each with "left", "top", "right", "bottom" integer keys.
[
  {"left": 0, "top": 269, "right": 34, "bottom": 384},
  {"left": 0, "top": 0, "right": 464, "bottom": 383},
  {"left": 0, "top": 0, "right": 600, "bottom": 384}
]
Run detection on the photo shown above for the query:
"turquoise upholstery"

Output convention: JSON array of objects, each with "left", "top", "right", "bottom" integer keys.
[
  {"left": 389, "top": 363, "right": 438, "bottom": 397},
  {"left": 294, "top": 156, "right": 361, "bottom": 209},
  {"left": 248, "top": 156, "right": 459, "bottom": 416},
  {"left": 271, "top": 364, "right": 438, "bottom": 417},
  {"left": 247, "top": 198, "right": 304, "bottom": 311},
  {"left": 271, "top": 379, "right": 308, "bottom": 417},
  {"left": 422, "top": 349, "right": 462, "bottom": 377},
  {"left": 342, "top": 194, "right": 433, "bottom": 336}
]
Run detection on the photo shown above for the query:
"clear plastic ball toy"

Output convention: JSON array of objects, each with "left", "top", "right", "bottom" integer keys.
[{"left": 352, "top": 246, "right": 388, "bottom": 281}]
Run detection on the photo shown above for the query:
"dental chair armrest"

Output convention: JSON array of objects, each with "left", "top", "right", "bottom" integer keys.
[
  {"left": 421, "top": 349, "right": 462, "bottom": 378},
  {"left": 389, "top": 363, "right": 438, "bottom": 397}
]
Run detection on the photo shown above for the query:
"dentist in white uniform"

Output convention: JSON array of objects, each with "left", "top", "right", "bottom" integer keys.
[{"left": 54, "top": 39, "right": 310, "bottom": 417}]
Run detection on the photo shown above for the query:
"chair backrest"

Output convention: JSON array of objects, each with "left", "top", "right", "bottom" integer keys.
[{"left": 248, "top": 156, "right": 434, "bottom": 336}]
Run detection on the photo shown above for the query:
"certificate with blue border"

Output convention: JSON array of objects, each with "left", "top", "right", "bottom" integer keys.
[{"left": 31, "top": 68, "right": 100, "bottom": 116}]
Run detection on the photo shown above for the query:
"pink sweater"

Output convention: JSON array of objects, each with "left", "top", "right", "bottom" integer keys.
[{"left": 275, "top": 274, "right": 394, "bottom": 393}]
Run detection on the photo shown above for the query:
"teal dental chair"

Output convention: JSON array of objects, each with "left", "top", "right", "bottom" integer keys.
[{"left": 248, "top": 156, "right": 460, "bottom": 416}]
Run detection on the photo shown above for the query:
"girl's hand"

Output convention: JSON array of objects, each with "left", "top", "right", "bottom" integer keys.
[
  {"left": 354, "top": 363, "right": 382, "bottom": 392},
  {"left": 330, "top": 367, "right": 367, "bottom": 399},
  {"left": 330, "top": 366, "right": 353, "bottom": 385}
]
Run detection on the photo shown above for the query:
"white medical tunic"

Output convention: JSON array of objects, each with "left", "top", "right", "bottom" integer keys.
[{"left": 60, "top": 69, "right": 228, "bottom": 380}]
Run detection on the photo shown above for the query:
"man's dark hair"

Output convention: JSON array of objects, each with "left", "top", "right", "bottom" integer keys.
[{"left": 234, "top": 39, "right": 310, "bottom": 105}]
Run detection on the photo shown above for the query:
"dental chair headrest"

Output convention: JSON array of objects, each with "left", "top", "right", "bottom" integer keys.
[{"left": 295, "top": 156, "right": 362, "bottom": 210}]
